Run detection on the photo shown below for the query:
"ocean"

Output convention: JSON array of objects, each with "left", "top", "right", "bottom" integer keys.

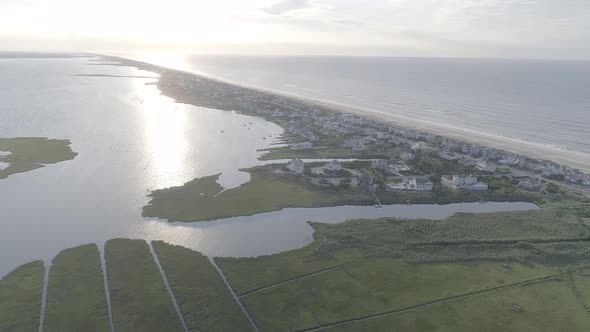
[{"left": 178, "top": 55, "right": 590, "bottom": 157}]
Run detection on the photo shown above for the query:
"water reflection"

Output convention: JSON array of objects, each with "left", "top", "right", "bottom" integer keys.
[{"left": 136, "top": 79, "right": 191, "bottom": 189}]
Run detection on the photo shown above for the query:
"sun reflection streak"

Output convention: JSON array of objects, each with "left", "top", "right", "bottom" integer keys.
[{"left": 135, "top": 79, "right": 191, "bottom": 189}]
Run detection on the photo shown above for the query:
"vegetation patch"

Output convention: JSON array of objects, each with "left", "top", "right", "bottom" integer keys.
[
  {"left": 105, "top": 239, "right": 183, "bottom": 332},
  {"left": 322, "top": 278, "right": 590, "bottom": 332},
  {"left": 152, "top": 241, "right": 253, "bottom": 331},
  {"left": 143, "top": 167, "right": 372, "bottom": 222},
  {"left": 0, "top": 137, "right": 77, "bottom": 179},
  {"left": 0, "top": 260, "right": 44, "bottom": 332},
  {"left": 143, "top": 164, "right": 548, "bottom": 222},
  {"left": 43, "top": 244, "right": 110, "bottom": 332},
  {"left": 241, "top": 258, "right": 555, "bottom": 331}
]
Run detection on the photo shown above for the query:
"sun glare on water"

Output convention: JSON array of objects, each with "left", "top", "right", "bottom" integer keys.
[{"left": 135, "top": 79, "right": 191, "bottom": 189}]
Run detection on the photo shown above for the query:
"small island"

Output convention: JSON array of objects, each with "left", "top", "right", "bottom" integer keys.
[{"left": 0, "top": 137, "right": 77, "bottom": 180}]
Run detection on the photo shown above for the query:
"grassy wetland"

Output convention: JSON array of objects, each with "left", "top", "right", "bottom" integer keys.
[
  {"left": 0, "top": 260, "right": 44, "bottom": 332},
  {"left": 43, "top": 244, "right": 110, "bottom": 332},
  {"left": 105, "top": 239, "right": 183, "bottom": 332},
  {"left": 0, "top": 137, "right": 77, "bottom": 179},
  {"left": 152, "top": 241, "right": 253, "bottom": 331},
  {"left": 142, "top": 166, "right": 373, "bottom": 222}
]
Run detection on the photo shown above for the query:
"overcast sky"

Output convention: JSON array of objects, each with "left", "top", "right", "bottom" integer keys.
[{"left": 1, "top": 0, "right": 590, "bottom": 59}]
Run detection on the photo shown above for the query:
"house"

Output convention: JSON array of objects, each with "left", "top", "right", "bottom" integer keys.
[
  {"left": 476, "top": 160, "right": 497, "bottom": 173},
  {"left": 442, "top": 174, "right": 488, "bottom": 191},
  {"left": 498, "top": 156, "right": 519, "bottom": 166},
  {"left": 411, "top": 142, "right": 428, "bottom": 152},
  {"left": 412, "top": 178, "right": 434, "bottom": 191},
  {"left": 290, "top": 142, "right": 313, "bottom": 150},
  {"left": 358, "top": 175, "right": 375, "bottom": 191},
  {"left": 438, "top": 151, "right": 459, "bottom": 161},
  {"left": 457, "top": 156, "right": 477, "bottom": 166},
  {"left": 325, "top": 160, "right": 342, "bottom": 171},
  {"left": 392, "top": 164, "right": 412, "bottom": 172},
  {"left": 518, "top": 179, "right": 543, "bottom": 191},
  {"left": 469, "top": 145, "right": 481, "bottom": 156},
  {"left": 400, "top": 152, "right": 415, "bottom": 161},
  {"left": 371, "top": 159, "right": 389, "bottom": 170},
  {"left": 480, "top": 148, "right": 498, "bottom": 160},
  {"left": 286, "top": 158, "right": 305, "bottom": 174}
]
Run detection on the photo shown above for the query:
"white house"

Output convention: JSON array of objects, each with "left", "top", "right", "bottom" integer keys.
[
  {"left": 442, "top": 174, "right": 488, "bottom": 191},
  {"left": 388, "top": 177, "right": 433, "bottom": 192},
  {"left": 412, "top": 178, "right": 434, "bottom": 191},
  {"left": 371, "top": 159, "right": 389, "bottom": 170},
  {"left": 518, "top": 179, "right": 543, "bottom": 191},
  {"left": 286, "top": 158, "right": 305, "bottom": 174},
  {"left": 476, "top": 160, "right": 497, "bottom": 173},
  {"left": 400, "top": 152, "right": 415, "bottom": 161},
  {"left": 325, "top": 160, "right": 342, "bottom": 171}
]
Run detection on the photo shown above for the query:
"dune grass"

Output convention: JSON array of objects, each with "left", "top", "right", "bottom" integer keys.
[
  {"left": 105, "top": 239, "right": 183, "bottom": 332},
  {"left": 43, "top": 244, "right": 110, "bottom": 332},
  {"left": 152, "top": 241, "right": 253, "bottom": 331},
  {"left": 0, "top": 137, "right": 77, "bottom": 179},
  {"left": 0, "top": 260, "right": 44, "bottom": 332}
]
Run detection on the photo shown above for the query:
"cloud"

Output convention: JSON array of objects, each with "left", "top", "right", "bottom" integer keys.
[
  {"left": 331, "top": 18, "right": 366, "bottom": 27},
  {"left": 261, "top": 0, "right": 310, "bottom": 15}
]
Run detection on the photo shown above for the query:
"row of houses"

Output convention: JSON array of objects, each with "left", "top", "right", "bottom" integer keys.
[{"left": 165, "top": 72, "right": 590, "bottom": 189}]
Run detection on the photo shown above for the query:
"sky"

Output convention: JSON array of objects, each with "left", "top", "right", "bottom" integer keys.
[{"left": 1, "top": 0, "right": 590, "bottom": 60}]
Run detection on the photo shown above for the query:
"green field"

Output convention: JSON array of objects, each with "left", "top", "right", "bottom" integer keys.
[
  {"left": 152, "top": 241, "right": 253, "bottom": 331},
  {"left": 239, "top": 258, "right": 556, "bottom": 331},
  {"left": 216, "top": 204, "right": 590, "bottom": 331},
  {"left": 322, "top": 278, "right": 590, "bottom": 332},
  {"left": 0, "top": 260, "right": 44, "bottom": 332},
  {"left": 143, "top": 167, "right": 372, "bottom": 222},
  {"left": 43, "top": 244, "right": 110, "bottom": 332},
  {"left": 105, "top": 239, "right": 183, "bottom": 332},
  {"left": 0, "top": 137, "right": 77, "bottom": 179}
]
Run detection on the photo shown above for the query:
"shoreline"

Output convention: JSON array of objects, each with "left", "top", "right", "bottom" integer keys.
[
  {"left": 104, "top": 55, "right": 590, "bottom": 173},
  {"left": 182, "top": 66, "right": 590, "bottom": 173}
]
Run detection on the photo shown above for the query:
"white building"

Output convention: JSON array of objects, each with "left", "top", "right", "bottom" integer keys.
[
  {"left": 400, "top": 152, "right": 415, "bottom": 161},
  {"left": 325, "top": 160, "right": 342, "bottom": 171},
  {"left": 286, "top": 158, "right": 305, "bottom": 174},
  {"left": 412, "top": 178, "right": 433, "bottom": 191},
  {"left": 388, "top": 177, "right": 433, "bottom": 192},
  {"left": 442, "top": 174, "right": 488, "bottom": 191},
  {"left": 518, "top": 179, "right": 543, "bottom": 191},
  {"left": 476, "top": 160, "right": 497, "bottom": 173},
  {"left": 481, "top": 148, "right": 498, "bottom": 160},
  {"left": 371, "top": 159, "right": 389, "bottom": 170}
]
